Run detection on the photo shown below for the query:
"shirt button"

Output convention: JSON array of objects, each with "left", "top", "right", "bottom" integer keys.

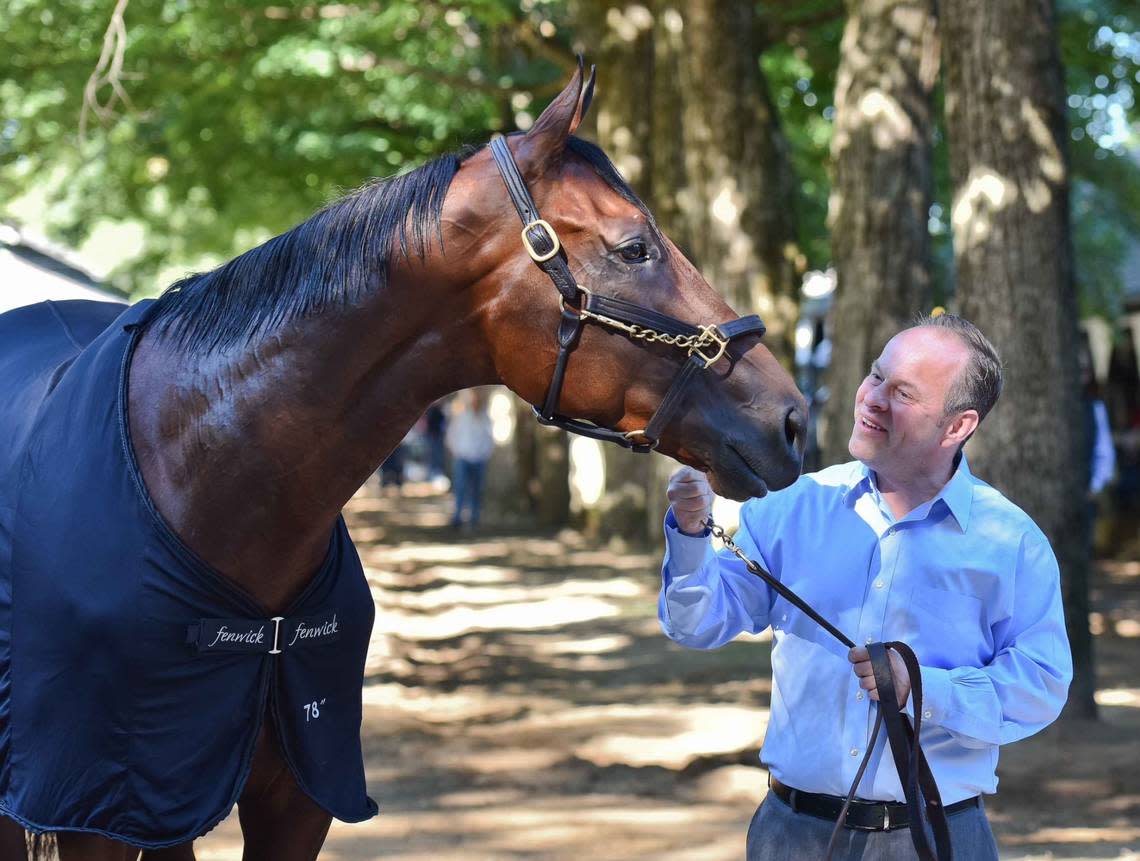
[
  {"left": 865, "top": 637, "right": 874, "bottom": 645},
  {"left": 924, "top": 710, "right": 932, "bottom": 719},
  {"left": 850, "top": 748, "right": 859, "bottom": 757},
  {"left": 856, "top": 691, "right": 865, "bottom": 701},
  {"left": 874, "top": 580, "right": 884, "bottom": 589}
]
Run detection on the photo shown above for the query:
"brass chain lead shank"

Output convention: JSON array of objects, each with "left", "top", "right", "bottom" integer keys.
[
  {"left": 704, "top": 518, "right": 763, "bottom": 574},
  {"left": 577, "top": 307, "right": 729, "bottom": 368}
]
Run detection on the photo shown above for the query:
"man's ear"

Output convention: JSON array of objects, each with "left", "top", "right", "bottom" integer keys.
[
  {"left": 941, "top": 409, "right": 980, "bottom": 449},
  {"left": 517, "top": 56, "right": 596, "bottom": 178}
]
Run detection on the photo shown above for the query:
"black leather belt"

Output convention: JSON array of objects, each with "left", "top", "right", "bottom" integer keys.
[{"left": 770, "top": 778, "right": 979, "bottom": 832}]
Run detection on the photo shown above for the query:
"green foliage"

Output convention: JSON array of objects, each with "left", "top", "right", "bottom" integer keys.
[
  {"left": 1058, "top": 0, "right": 1140, "bottom": 316},
  {"left": 1, "top": 0, "right": 1136, "bottom": 313},
  {"left": 0, "top": 0, "right": 568, "bottom": 295},
  {"left": 759, "top": 0, "right": 1139, "bottom": 315},
  {"left": 759, "top": 1, "right": 844, "bottom": 272}
]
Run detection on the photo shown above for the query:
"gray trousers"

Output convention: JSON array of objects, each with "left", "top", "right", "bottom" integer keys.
[{"left": 746, "top": 791, "right": 999, "bottom": 861}]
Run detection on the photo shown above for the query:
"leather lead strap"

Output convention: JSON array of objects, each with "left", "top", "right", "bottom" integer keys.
[
  {"left": 874, "top": 642, "right": 953, "bottom": 861},
  {"left": 727, "top": 544, "right": 952, "bottom": 861}
]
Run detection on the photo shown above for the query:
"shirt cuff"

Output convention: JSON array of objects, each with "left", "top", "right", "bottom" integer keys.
[
  {"left": 904, "top": 664, "right": 953, "bottom": 727},
  {"left": 663, "top": 508, "right": 714, "bottom": 576}
]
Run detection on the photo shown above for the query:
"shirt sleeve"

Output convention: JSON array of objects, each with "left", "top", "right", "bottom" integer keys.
[
  {"left": 657, "top": 503, "right": 779, "bottom": 649},
  {"left": 911, "top": 533, "right": 1073, "bottom": 747}
]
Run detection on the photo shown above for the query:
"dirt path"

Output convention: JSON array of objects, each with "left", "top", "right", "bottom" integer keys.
[{"left": 196, "top": 483, "right": 1140, "bottom": 860}]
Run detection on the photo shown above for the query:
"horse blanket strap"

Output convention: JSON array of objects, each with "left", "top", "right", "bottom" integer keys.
[
  {"left": 490, "top": 133, "right": 768, "bottom": 453},
  {"left": 0, "top": 299, "right": 377, "bottom": 847},
  {"left": 187, "top": 609, "right": 341, "bottom": 654},
  {"left": 706, "top": 519, "right": 952, "bottom": 861}
]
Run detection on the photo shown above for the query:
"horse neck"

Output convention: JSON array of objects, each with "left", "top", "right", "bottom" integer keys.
[{"left": 127, "top": 267, "right": 497, "bottom": 612}]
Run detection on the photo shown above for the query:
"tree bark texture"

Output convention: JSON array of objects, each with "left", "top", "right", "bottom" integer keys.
[
  {"left": 570, "top": 0, "right": 802, "bottom": 540},
  {"left": 821, "top": 0, "right": 939, "bottom": 464},
  {"left": 942, "top": 0, "right": 1095, "bottom": 718},
  {"left": 672, "top": 1, "right": 801, "bottom": 343},
  {"left": 575, "top": 2, "right": 802, "bottom": 336},
  {"left": 510, "top": 396, "right": 572, "bottom": 528}
]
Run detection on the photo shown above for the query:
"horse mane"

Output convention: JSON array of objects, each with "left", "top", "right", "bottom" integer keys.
[{"left": 146, "top": 135, "right": 648, "bottom": 353}]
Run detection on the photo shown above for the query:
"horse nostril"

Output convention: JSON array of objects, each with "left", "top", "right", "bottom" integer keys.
[{"left": 785, "top": 406, "right": 806, "bottom": 451}]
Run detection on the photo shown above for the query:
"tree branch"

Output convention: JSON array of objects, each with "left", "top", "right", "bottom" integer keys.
[{"left": 80, "top": 0, "right": 132, "bottom": 143}]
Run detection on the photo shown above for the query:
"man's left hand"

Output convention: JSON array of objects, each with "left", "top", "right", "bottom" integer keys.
[{"left": 848, "top": 646, "right": 911, "bottom": 707}]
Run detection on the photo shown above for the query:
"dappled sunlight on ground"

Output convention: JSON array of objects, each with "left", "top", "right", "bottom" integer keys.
[
  {"left": 193, "top": 482, "right": 1140, "bottom": 860},
  {"left": 373, "top": 594, "right": 623, "bottom": 639},
  {"left": 372, "top": 576, "right": 642, "bottom": 610},
  {"left": 571, "top": 704, "right": 767, "bottom": 768}
]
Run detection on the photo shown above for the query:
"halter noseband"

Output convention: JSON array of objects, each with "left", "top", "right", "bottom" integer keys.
[{"left": 489, "top": 135, "right": 767, "bottom": 453}]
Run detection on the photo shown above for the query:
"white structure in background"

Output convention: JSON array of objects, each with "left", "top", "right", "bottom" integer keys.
[
  {"left": 569, "top": 436, "right": 605, "bottom": 508},
  {"left": 0, "top": 223, "right": 124, "bottom": 313}
]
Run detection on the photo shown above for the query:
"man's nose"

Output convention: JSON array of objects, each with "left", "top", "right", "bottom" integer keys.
[{"left": 864, "top": 384, "right": 888, "bottom": 410}]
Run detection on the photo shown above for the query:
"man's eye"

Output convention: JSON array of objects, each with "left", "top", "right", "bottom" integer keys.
[{"left": 617, "top": 240, "right": 649, "bottom": 263}]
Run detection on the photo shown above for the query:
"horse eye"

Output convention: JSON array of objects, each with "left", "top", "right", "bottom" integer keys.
[{"left": 617, "top": 240, "right": 649, "bottom": 263}]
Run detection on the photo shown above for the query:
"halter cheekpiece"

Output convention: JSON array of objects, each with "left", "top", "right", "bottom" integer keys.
[{"left": 489, "top": 134, "right": 767, "bottom": 452}]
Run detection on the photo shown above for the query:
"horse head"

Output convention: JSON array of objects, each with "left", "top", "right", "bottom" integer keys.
[{"left": 441, "top": 61, "right": 806, "bottom": 500}]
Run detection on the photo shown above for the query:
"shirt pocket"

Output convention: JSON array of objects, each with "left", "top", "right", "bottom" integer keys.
[{"left": 907, "top": 584, "right": 986, "bottom": 666}]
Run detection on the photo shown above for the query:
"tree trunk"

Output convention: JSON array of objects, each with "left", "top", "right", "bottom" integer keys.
[
  {"left": 942, "top": 0, "right": 1095, "bottom": 718},
  {"left": 511, "top": 397, "right": 572, "bottom": 529},
  {"left": 573, "top": 1, "right": 663, "bottom": 543},
  {"left": 821, "top": 0, "right": 939, "bottom": 465},
  {"left": 674, "top": 1, "right": 801, "bottom": 347},
  {"left": 571, "top": 0, "right": 801, "bottom": 541}
]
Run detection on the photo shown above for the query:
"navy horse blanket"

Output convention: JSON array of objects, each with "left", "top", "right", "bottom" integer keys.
[{"left": 0, "top": 299, "right": 377, "bottom": 847}]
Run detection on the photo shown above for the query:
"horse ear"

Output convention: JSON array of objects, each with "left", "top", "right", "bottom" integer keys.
[
  {"left": 519, "top": 57, "right": 595, "bottom": 175},
  {"left": 574, "top": 64, "right": 597, "bottom": 132}
]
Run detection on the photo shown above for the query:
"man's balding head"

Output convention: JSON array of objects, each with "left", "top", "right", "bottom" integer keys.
[{"left": 909, "top": 313, "right": 1003, "bottom": 425}]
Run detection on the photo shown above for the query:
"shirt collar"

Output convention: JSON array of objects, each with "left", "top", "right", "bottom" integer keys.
[
  {"left": 938, "top": 453, "right": 974, "bottom": 531},
  {"left": 842, "top": 454, "right": 974, "bottom": 531}
]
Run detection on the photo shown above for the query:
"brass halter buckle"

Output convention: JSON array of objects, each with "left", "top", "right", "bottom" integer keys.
[
  {"left": 521, "top": 219, "right": 561, "bottom": 263},
  {"left": 690, "top": 324, "right": 730, "bottom": 368}
]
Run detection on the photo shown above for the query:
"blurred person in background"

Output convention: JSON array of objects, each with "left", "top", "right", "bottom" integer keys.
[
  {"left": 1081, "top": 346, "right": 1116, "bottom": 558},
  {"left": 425, "top": 399, "right": 449, "bottom": 483},
  {"left": 1084, "top": 358, "right": 1116, "bottom": 498},
  {"left": 377, "top": 441, "right": 405, "bottom": 494},
  {"left": 446, "top": 389, "right": 494, "bottom": 529}
]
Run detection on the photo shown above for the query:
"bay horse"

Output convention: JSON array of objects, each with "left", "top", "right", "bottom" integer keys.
[{"left": 0, "top": 61, "right": 805, "bottom": 860}]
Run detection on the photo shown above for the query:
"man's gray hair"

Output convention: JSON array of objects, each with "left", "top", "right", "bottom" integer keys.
[{"left": 911, "top": 312, "right": 1004, "bottom": 423}]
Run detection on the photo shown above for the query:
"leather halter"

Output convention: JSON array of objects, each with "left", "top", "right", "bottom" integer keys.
[{"left": 489, "top": 134, "right": 767, "bottom": 452}]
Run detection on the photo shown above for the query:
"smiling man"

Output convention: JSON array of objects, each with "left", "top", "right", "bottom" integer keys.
[{"left": 658, "top": 313, "right": 1071, "bottom": 860}]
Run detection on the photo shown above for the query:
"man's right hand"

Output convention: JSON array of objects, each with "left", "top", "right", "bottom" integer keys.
[{"left": 667, "top": 466, "right": 714, "bottom": 535}]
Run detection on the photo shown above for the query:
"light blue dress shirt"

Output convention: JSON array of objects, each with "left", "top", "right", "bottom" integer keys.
[{"left": 659, "top": 457, "right": 1072, "bottom": 804}]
